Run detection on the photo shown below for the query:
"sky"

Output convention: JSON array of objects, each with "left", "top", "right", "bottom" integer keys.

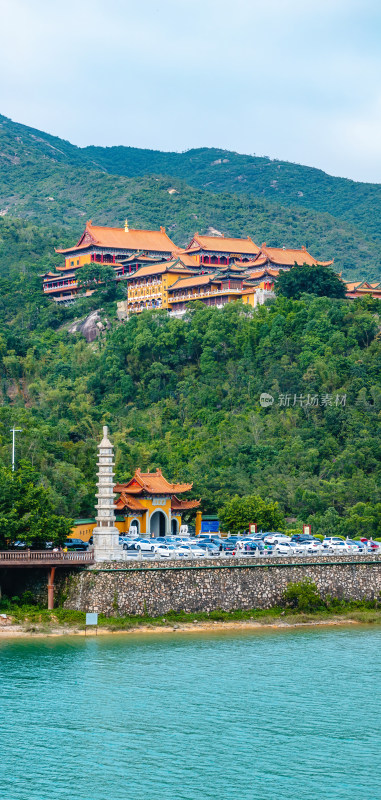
[{"left": 1, "top": 0, "right": 381, "bottom": 183}]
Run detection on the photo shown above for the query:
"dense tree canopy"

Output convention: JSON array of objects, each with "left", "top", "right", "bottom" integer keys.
[
  {"left": 276, "top": 264, "right": 347, "bottom": 300},
  {"left": 219, "top": 495, "right": 284, "bottom": 534},
  {"left": 0, "top": 463, "right": 73, "bottom": 549}
]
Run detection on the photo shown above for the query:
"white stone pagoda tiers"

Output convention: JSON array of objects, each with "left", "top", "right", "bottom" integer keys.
[{"left": 93, "top": 426, "right": 122, "bottom": 562}]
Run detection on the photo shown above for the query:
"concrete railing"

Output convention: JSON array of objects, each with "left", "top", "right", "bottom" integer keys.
[{"left": 0, "top": 550, "right": 94, "bottom": 565}]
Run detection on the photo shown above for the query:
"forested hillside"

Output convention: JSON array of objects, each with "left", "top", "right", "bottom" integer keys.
[
  {"left": 84, "top": 144, "right": 381, "bottom": 244},
  {"left": 0, "top": 262, "right": 380, "bottom": 536},
  {"left": 0, "top": 114, "right": 380, "bottom": 279}
]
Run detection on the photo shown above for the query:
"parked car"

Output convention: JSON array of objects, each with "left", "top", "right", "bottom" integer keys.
[
  {"left": 264, "top": 533, "right": 291, "bottom": 545},
  {"left": 177, "top": 543, "right": 206, "bottom": 558},
  {"left": 196, "top": 541, "right": 220, "bottom": 556},
  {"left": 122, "top": 539, "right": 141, "bottom": 551},
  {"left": 134, "top": 539, "right": 156, "bottom": 552},
  {"left": 360, "top": 539, "right": 380, "bottom": 553},
  {"left": 289, "top": 541, "right": 305, "bottom": 555},
  {"left": 291, "top": 534, "right": 315, "bottom": 543},
  {"left": 221, "top": 537, "right": 240, "bottom": 553},
  {"left": 352, "top": 540, "right": 367, "bottom": 553},
  {"left": 345, "top": 540, "right": 361, "bottom": 553},
  {"left": 273, "top": 541, "right": 298, "bottom": 556},
  {"left": 197, "top": 536, "right": 223, "bottom": 546},
  {"left": 240, "top": 539, "right": 265, "bottom": 554},
  {"left": 155, "top": 544, "right": 178, "bottom": 558},
  {"left": 64, "top": 539, "right": 89, "bottom": 551},
  {"left": 297, "top": 539, "right": 323, "bottom": 555},
  {"left": 322, "top": 537, "right": 345, "bottom": 548},
  {"left": 325, "top": 540, "right": 352, "bottom": 554}
]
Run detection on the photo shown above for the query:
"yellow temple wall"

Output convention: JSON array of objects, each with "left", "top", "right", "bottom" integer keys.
[{"left": 64, "top": 255, "right": 91, "bottom": 270}]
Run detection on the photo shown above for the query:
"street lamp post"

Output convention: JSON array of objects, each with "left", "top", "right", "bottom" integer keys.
[{"left": 10, "top": 428, "right": 23, "bottom": 471}]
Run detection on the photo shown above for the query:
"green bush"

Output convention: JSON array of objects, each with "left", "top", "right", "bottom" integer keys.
[{"left": 283, "top": 578, "right": 323, "bottom": 612}]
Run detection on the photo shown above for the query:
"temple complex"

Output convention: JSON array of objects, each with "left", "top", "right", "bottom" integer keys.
[{"left": 42, "top": 220, "right": 338, "bottom": 307}]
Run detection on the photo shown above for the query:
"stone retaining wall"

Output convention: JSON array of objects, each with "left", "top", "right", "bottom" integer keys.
[{"left": 62, "top": 555, "right": 381, "bottom": 616}]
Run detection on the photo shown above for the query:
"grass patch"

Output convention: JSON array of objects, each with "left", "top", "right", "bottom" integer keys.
[{"left": 2, "top": 599, "right": 381, "bottom": 631}]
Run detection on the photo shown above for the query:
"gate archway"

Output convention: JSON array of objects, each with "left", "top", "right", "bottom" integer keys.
[
  {"left": 149, "top": 510, "right": 167, "bottom": 537},
  {"left": 171, "top": 518, "right": 178, "bottom": 535}
]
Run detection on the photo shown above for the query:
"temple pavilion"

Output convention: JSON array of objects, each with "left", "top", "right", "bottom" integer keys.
[
  {"left": 114, "top": 469, "right": 201, "bottom": 537},
  {"left": 42, "top": 220, "right": 177, "bottom": 303},
  {"left": 239, "top": 244, "right": 334, "bottom": 273},
  {"left": 176, "top": 233, "right": 261, "bottom": 266}
]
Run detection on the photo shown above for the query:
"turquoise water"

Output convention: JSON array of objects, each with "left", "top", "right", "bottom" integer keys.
[{"left": 0, "top": 627, "right": 380, "bottom": 800}]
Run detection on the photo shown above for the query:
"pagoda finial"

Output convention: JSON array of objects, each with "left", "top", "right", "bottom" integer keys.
[
  {"left": 124, "top": 219, "right": 129, "bottom": 232},
  {"left": 103, "top": 425, "right": 108, "bottom": 437}
]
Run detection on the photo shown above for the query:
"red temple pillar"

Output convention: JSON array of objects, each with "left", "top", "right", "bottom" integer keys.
[
  {"left": 101, "top": 254, "right": 104, "bottom": 263},
  {"left": 113, "top": 255, "right": 115, "bottom": 264}
]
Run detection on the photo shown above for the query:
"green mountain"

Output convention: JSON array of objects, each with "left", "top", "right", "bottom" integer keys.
[
  {"left": 0, "top": 113, "right": 380, "bottom": 279},
  {"left": 0, "top": 116, "right": 380, "bottom": 536}
]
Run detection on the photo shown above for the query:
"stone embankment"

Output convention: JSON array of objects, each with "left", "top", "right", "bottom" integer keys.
[{"left": 62, "top": 555, "right": 381, "bottom": 616}]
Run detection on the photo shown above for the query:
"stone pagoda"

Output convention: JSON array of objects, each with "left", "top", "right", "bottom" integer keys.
[{"left": 93, "top": 426, "right": 122, "bottom": 562}]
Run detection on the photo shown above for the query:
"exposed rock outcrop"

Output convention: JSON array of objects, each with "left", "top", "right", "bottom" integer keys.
[{"left": 67, "top": 310, "right": 109, "bottom": 343}]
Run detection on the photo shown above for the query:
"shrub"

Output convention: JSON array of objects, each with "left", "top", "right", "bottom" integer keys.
[{"left": 283, "top": 578, "right": 323, "bottom": 612}]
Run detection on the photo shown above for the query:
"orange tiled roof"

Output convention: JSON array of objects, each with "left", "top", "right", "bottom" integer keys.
[
  {"left": 171, "top": 250, "right": 200, "bottom": 267},
  {"left": 257, "top": 244, "right": 333, "bottom": 267},
  {"left": 240, "top": 257, "right": 267, "bottom": 269},
  {"left": 245, "top": 266, "right": 280, "bottom": 279},
  {"left": 56, "top": 221, "right": 177, "bottom": 254},
  {"left": 120, "top": 253, "right": 165, "bottom": 263},
  {"left": 114, "top": 493, "right": 147, "bottom": 512},
  {"left": 184, "top": 234, "right": 260, "bottom": 255},
  {"left": 115, "top": 469, "right": 193, "bottom": 496},
  {"left": 168, "top": 274, "right": 217, "bottom": 291},
  {"left": 346, "top": 280, "right": 381, "bottom": 293},
  {"left": 127, "top": 259, "right": 196, "bottom": 280},
  {"left": 171, "top": 496, "right": 201, "bottom": 511}
]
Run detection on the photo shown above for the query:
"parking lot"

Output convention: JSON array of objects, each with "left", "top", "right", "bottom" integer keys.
[{"left": 114, "top": 533, "right": 380, "bottom": 560}]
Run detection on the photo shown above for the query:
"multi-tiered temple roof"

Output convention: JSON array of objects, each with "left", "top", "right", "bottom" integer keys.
[
  {"left": 56, "top": 221, "right": 176, "bottom": 256},
  {"left": 114, "top": 469, "right": 200, "bottom": 513}
]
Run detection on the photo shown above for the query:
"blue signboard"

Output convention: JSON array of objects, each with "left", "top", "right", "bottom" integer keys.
[{"left": 201, "top": 520, "right": 219, "bottom": 533}]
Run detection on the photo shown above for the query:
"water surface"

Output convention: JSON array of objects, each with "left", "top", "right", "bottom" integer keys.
[{"left": 0, "top": 626, "right": 380, "bottom": 800}]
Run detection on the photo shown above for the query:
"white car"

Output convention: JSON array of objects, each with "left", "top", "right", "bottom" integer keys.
[
  {"left": 156, "top": 544, "right": 178, "bottom": 558},
  {"left": 135, "top": 538, "right": 157, "bottom": 553},
  {"left": 273, "top": 541, "right": 297, "bottom": 555},
  {"left": 345, "top": 540, "right": 361, "bottom": 553},
  {"left": 264, "top": 534, "right": 291, "bottom": 544},
  {"left": 322, "top": 537, "right": 345, "bottom": 548},
  {"left": 325, "top": 540, "right": 353, "bottom": 554},
  {"left": 289, "top": 541, "right": 305, "bottom": 555},
  {"left": 298, "top": 540, "right": 323, "bottom": 555},
  {"left": 177, "top": 544, "right": 206, "bottom": 558}
]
